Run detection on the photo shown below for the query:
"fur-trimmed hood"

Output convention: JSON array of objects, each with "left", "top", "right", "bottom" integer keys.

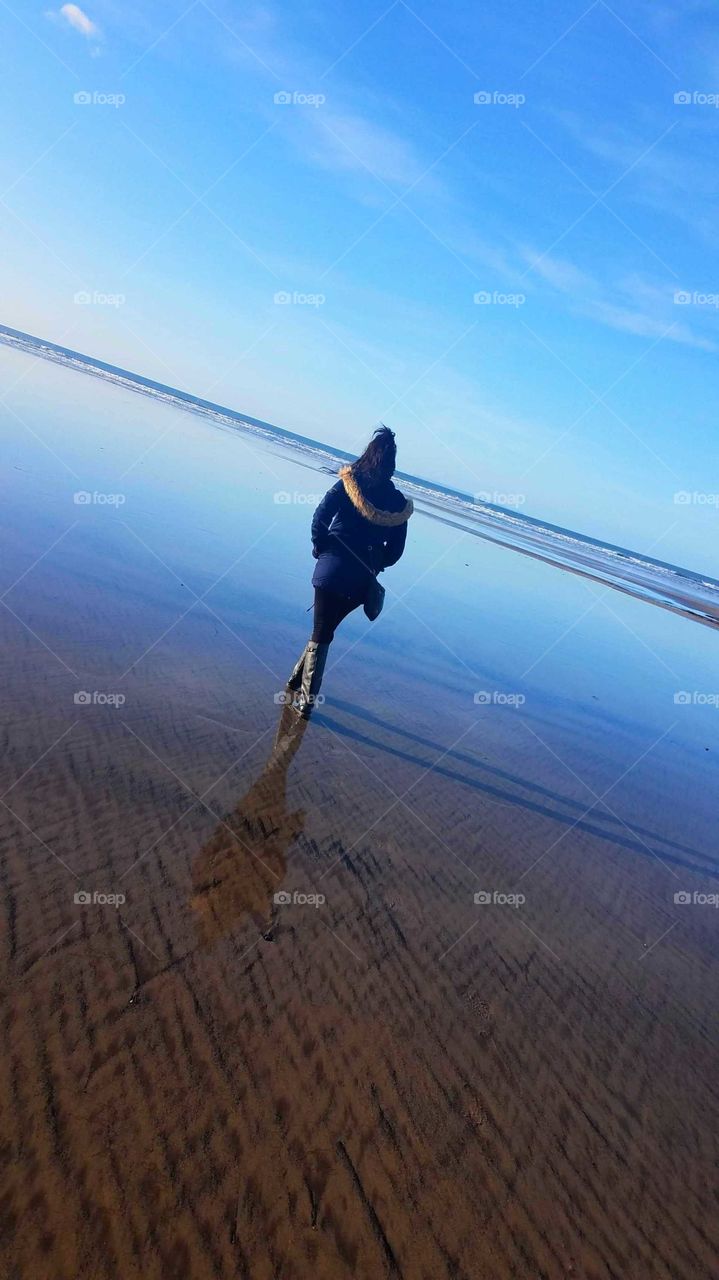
[{"left": 339, "top": 465, "right": 413, "bottom": 527}]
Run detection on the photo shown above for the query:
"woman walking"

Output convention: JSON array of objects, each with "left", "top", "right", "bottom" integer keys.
[{"left": 287, "top": 426, "right": 413, "bottom": 716}]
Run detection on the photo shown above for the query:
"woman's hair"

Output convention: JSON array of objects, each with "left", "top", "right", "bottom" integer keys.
[{"left": 352, "top": 425, "right": 396, "bottom": 484}]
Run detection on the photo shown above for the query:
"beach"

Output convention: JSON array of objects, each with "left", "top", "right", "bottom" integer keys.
[{"left": 1, "top": 344, "right": 718, "bottom": 1280}]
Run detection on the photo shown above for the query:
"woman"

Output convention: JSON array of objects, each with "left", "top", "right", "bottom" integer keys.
[{"left": 287, "top": 425, "right": 413, "bottom": 716}]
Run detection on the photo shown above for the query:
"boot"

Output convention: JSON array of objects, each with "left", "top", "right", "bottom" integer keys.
[
  {"left": 286, "top": 643, "right": 307, "bottom": 691},
  {"left": 295, "top": 641, "right": 329, "bottom": 718}
]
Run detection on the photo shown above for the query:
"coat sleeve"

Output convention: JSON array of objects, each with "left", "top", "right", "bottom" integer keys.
[
  {"left": 311, "top": 482, "right": 344, "bottom": 557},
  {"left": 380, "top": 520, "right": 408, "bottom": 569}
]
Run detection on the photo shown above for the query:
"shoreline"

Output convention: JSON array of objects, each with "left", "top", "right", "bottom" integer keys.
[{"left": 2, "top": 323, "right": 717, "bottom": 631}]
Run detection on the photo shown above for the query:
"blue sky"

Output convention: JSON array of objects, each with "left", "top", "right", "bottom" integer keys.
[{"left": 1, "top": 1, "right": 718, "bottom": 569}]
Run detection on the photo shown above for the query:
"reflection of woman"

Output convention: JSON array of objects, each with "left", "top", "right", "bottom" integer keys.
[
  {"left": 287, "top": 426, "right": 413, "bottom": 716},
  {"left": 190, "top": 705, "right": 307, "bottom": 945}
]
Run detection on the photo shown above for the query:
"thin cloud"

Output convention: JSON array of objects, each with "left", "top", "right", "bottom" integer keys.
[
  {"left": 304, "top": 110, "right": 444, "bottom": 195},
  {"left": 523, "top": 248, "right": 716, "bottom": 352},
  {"left": 58, "top": 4, "right": 99, "bottom": 38},
  {"left": 550, "top": 108, "right": 719, "bottom": 245},
  {"left": 214, "top": 7, "right": 446, "bottom": 200}
]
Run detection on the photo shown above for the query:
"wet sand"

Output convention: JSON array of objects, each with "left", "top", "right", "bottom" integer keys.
[{"left": 1, "top": 350, "right": 718, "bottom": 1279}]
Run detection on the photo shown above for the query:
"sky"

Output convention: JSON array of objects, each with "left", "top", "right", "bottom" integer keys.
[{"left": 1, "top": 0, "right": 718, "bottom": 571}]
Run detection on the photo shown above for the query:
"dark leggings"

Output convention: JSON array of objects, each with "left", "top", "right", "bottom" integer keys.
[{"left": 311, "top": 587, "right": 364, "bottom": 643}]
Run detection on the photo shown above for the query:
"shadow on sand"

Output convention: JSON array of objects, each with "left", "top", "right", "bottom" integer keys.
[
  {"left": 314, "top": 697, "right": 716, "bottom": 878},
  {"left": 189, "top": 694, "right": 715, "bottom": 949},
  {"left": 190, "top": 704, "right": 308, "bottom": 945}
]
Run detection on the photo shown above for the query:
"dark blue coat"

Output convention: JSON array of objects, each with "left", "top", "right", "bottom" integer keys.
[{"left": 311, "top": 466, "right": 413, "bottom": 596}]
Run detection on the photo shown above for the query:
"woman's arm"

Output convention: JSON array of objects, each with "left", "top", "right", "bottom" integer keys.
[{"left": 311, "top": 482, "right": 344, "bottom": 557}]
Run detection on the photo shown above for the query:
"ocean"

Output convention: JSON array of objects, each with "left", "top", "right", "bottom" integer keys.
[{"left": 2, "top": 323, "right": 717, "bottom": 631}]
